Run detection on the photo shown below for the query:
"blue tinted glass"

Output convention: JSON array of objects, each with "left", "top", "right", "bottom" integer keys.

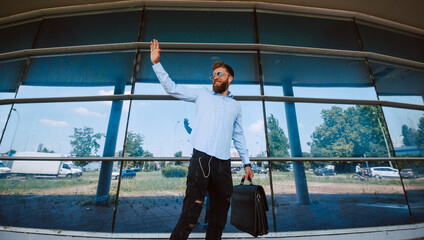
[
  {"left": 36, "top": 11, "right": 141, "bottom": 48},
  {"left": 0, "top": 21, "right": 41, "bottom": 54},
  {"left": 141, "top": 10, "right": 255, "bottom": 43},
  {"left": 23, "top": 52, "right": 135, "bottom": 89},
  {"left": 257, "top": 12, "right": 359, "bottom": 50},
  {"left": 358, "top": 23, "right": 424, "bottom": 62},
  {"left": 370, "top": 60, "right": 424, "bottom": 103},
  {"left": 136, "top": 51, "right": 259, "bottom": 86},
  {"left": 0, "top": 59, "right": 26, "bottom": 96},
  {"left": 262, "top": 53, "right": 375, "bottom": 99}
]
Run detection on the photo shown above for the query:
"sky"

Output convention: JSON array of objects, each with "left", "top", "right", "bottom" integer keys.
[{"left": 0, "top": 80, "right": 423, "bottom": 158}]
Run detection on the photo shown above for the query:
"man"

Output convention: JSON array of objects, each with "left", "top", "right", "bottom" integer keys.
[{"left": 150, "top": 39, "right": 254, "bottom": 240}]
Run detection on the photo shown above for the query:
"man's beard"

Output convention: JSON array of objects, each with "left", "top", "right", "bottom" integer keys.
[{"left": 213, "top": 80, "right": 228, "bottom": 93}]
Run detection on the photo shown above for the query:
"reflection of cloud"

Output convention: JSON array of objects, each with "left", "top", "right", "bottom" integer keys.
[
  {"left": 99, "top": 90, "right": 131, "bottom": 95},
  {"left": 73, "top": 107, "right": 105, "bottom": 118},
  {"left": 299, "top": 123, "right": 304, "bottom": 128},
  {"left": 40, "top": 119, "right": 68, "bottom": 127},
  {"left": 249, "top": 120, "right": 264, "bottom": 133},
  {"left": 0, "top": 118, "right": 6, "bottom": 124},
  {"left": 99, "top": 89, "right": 131, "bottom": 112}
]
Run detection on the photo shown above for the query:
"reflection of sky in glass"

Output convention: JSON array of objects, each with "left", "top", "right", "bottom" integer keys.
[{"left": 0, "top": 100, "right": 129, "bottom": 156}]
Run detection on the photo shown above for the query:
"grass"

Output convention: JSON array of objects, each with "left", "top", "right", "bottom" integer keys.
[{"left": 1, "top": 170, "right": 422, "bottom": 195}]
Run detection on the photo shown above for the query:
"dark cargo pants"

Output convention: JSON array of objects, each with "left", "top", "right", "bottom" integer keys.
[{"left": 170, "top": 149, "right": 233, "bottom": 240}]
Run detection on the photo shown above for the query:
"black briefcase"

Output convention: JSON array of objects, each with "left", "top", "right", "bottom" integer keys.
[{"left": 230, "top": 178, "right": 269, "bottom": 237}]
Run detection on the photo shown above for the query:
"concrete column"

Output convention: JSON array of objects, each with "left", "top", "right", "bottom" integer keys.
[
  {"left": 282, "top": 79, "right": 310, "bottom": 205},
  {"left": 95, "top": 80, "right": 125, "bottom": 205}
]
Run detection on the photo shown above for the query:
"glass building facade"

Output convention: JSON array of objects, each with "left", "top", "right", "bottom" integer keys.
[{"left": 0, "top": 3, "right": 423, "bottom": 235}]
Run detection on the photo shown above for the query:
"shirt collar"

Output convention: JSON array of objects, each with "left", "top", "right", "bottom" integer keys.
[{"left": 213, "top": 90, "right": 234, "bottom": 99}]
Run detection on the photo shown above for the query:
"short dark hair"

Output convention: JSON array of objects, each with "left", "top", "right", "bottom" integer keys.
[{"left": 212, "top": 61, "right": 234, "bottom": 78}]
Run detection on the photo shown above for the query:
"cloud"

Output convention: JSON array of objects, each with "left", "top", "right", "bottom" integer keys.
[
  {"left": 72, "top": 107, "right": 105, "bottom": 118},
  {"left": 249, "top": 120, "right": 264, "bottom": 133},
  {"left": 40, "top": 119, "right": 68, "bottom": 127},
  {"left": 98, "top": 90, "right": 131, "bottom": 95},
  {"left": 99, "top": 89, "right": 131, "bottom": 112}
]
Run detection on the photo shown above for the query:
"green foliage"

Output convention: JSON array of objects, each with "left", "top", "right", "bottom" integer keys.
[
  {"left": 41, "top": 147, "right": 55, "bottom": 153},
  {"left": 267, "top": 114, "right": 290, "bottom": 171},
  {"left": 174, "top": 151, "right": 183, "bottom": 165},
  {"left": 124, "top": 132, "right": 145, "bottom": 157},
  {"left": 69, "top": 127, "right": 104, "bottom": 167},
  {"left": 161, "top": 166, "right": 188, "bottom": 178},
  {"left": 417, "top": 116, "right": 424, "bottom": 152},
  {"left": 309, "top": 106, "right": 388, "bottom": 158},
  {"left": 402, "top": 124, "right": 417, "bottom": 146}
]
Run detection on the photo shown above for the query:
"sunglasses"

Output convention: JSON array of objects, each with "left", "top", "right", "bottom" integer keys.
[{"left": 210, "top": 72, "right": 227, "bottom": 80}]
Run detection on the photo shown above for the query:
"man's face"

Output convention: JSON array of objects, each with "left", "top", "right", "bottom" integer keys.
[{"left": 212, "top": 67, "right": 232, "bottom": 93}]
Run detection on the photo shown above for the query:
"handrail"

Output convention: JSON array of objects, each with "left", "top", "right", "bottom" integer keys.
[
  {"left": 0, "top": 42, "right": 423, "bottom": 70},
  {"left": 0, "top": 94, "right": 423, "bottom": 111},
  {"left": 1, "top": 156, "right": 423, "bottom": 162}
]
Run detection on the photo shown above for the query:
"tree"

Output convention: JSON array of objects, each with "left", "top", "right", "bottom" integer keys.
[
  {"left": 417, "top": 116, "right": 424, "bottom": 152},
  {"left": 123, "top": 132, "right": 154, "bottom": 169},
  {"left": 267, "top": 114, "right": 290, "bottom": 171},
  {"left": 69, "top": 127, "right": 104, "bottom": 166},
  {"left": 308, "top": 106, "right": 388, "bottom": 173},
  {"left": 402, "top": 124, "right": 417, "bottom": 146},
  {"left": 174, "top": 151, "right": 183, "bottom": 166},
  {"left": 41, "top": 147, "right": 55, "bottom": 153}
]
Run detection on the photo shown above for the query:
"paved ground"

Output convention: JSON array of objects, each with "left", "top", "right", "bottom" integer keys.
[{"left": 1, "top": 191, "right": 423, "bottom": 235}]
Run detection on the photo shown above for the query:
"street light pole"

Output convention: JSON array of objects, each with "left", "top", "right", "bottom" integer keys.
[{"left": 9, "top": 108, "right": 20, "bottom": 154}]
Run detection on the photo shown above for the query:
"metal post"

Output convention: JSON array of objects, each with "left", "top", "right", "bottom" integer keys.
[
  {"left": 282, "top": 79, "right": 310, "bottom": 205},
  {"left": 95, "top": 79, "right": 125, "bottom": 205}
]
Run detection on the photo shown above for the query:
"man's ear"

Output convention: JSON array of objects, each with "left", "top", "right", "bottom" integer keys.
[{"left": 228, "top": 76, "right": 234, "bottom": 84}]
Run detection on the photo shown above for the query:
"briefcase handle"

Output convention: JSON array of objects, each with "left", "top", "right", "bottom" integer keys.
[{"left": 240, "top": 177, "right": 253, "bottom": 185}]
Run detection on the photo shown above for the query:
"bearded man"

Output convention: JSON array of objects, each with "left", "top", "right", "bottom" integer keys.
[{"left": 150, "top": 39, "right": 253, "bottom": 240}]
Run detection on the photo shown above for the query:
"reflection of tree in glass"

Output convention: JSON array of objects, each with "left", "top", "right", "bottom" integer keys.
[
  {"left": 123, "top": 131, "right": 154, "bottom": 169},
  {"left": 69, "top": 126, "right": 104, "bottom": 167},
  {"left": 402, "top": 124, "right": 417, "bottom": 146},
  {"left": 417, "top": 116, "right": 424, "bottom": 152},
  {"left": 308, "top": 106, "right": 388, "bottom": 172},
  {"left": 267, "top": 114, "right": 290, "bottom": 171}
]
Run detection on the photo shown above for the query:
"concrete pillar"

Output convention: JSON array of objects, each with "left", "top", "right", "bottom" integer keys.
[
  {"left": 282, "top": 79, "right": 310, "bottom": 205},
  {"left": 95, "top": 80, "right": 125, "bottom": 205}
]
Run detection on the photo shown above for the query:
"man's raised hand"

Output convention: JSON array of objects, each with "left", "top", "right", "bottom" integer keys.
[{"left": 150, "top": 39, "right": 161, "bottom": 65}]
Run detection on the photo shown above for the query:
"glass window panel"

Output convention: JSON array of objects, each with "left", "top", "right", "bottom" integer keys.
[
  {"left": 257, "top": 12, "right": 359, "bottom": 50},
  {"left": 266, "top": 102, "right": 390, "bottom": 158},
  {"left": 18, "top": 52, "right": 135, "bottom": 98},
  {"left": 141, "top": 9, "right": 255, "bottom": 43},
  {"left": 0, "top": 105, "right": 11, "bottom": 137},
  {"left": 136, "top": 51, "right": 260, "bottom": 95},
  {"left": 271, "top": 160, "right": 411, "bottom": 231},
  {"left": 0, "top": 20, "right": 41, "bottom": 54},
  {"left": 370, "top": 61, "right": 424, "bottom": 105},
  {"left": 113, "top": 159, "right": 188, "bottom": 233},
  {"left": 262, "top": 53, "right": 377, "bottom": 100},
  {"left": 0, "top": 59, "right": 27, "bottom": 98},
  {"left": 36, "top": 11, "right": 141, "bottom": 48},
  {"left": 397, "top": 160, "right": 424, "bottom": 223},
  {"left": 0, "top": 101, "right": 128, "bottom": 158},
  {"left": 0, "top": 160, "right": 116, "bottom": 232},
  {"left": 383, "top": 107, "right": 424, "bottom": 152},
  {"left": 357, "top": 22, "right": 424, "bottom": 62}
]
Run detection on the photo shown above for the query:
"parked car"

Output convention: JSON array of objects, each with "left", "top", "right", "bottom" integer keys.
[
  {"left": 252, "top": 166, "right": 268, "bottom": 174},
  {"left": 400, "top": 169, "right": 420, "bottom": 179},
  {"left": 0, "top": 161, "right": 11, "bottom": 178},
  {"left": 370, "top": 167, "right": 399, "bottom": 179},
  {"left": 313, "top": 167, "right": 336, "bottom": 176},
  {"left": 112, "top": 169, "right": 136, "bottom": 180}
]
